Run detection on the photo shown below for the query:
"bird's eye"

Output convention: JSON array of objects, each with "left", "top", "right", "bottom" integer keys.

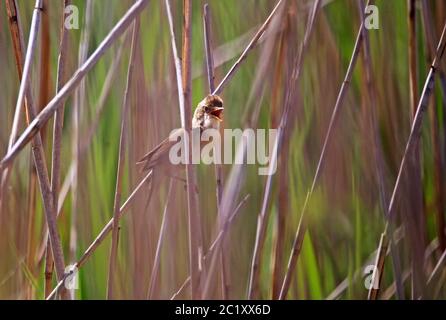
[{"left": 204, "top": 106, "right": 209, "bottom": 112}]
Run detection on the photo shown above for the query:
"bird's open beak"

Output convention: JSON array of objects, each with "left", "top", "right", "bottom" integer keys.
[{"left": 210, "top": 107, "right": 224, "bottom": 121}]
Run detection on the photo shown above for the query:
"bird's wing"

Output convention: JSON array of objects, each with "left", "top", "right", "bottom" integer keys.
[{"left": 137, "top": 128, "right": 183, "bottom": 171}]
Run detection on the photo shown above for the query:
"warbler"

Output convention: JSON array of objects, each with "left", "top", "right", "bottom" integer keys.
[{"left": 137, "top": 94, "right": 224, "bottom": 172}]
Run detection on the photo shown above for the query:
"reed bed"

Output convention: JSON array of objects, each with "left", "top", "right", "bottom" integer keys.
[{"left": 0, "top": 0, "right": 446, "bottom": 300}]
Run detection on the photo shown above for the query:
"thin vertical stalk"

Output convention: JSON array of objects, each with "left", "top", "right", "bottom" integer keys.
[
  {"left": 408, "top": 0, "right": 418, "bottom": 117},
  {"left": 243, "top": 0, "right": 319, "bottom": 299},
  {"left": 420, "top": 0, "right": 446, "bottom": 251},
  {"left": 0, "top": 0, "right": 25, "bottom": 216},
  {"left": 25, "top": 154, "right": 37, "bottom": 298},
  {"left": 5, "top": 0, "right": 25, "bottom": 151},
  {"left": 279, "top": 4, "right": 368, "bottom": 299},
  {"left": 38, "top": 0, "right": 51, "bottom": 120},
  {"left": 200, "top": 0, "right": 284, "bottom": 298},
  {"left": 368, "top": 18, "right": 446, "bottom": 295},
  {"left": 27, "top": 0, "right": 50, "bottom": 299},
  {"left": 21, "top": 0, "right": 51, "bottom": 295},
  {"left": 70, "top": 0, "right": 93, "bottom": 265},
  {"left": 182, "top": 0, "right": 202, "bottom": 300},
  {"left": 171, "top": 194, "right": 249, "bottom": 300},
  {"left": 368, "top": 226, "right": 389, "bottom": 300},
  {"left": 45, "top": 0, "right": 71, "bottom": 298},
  {"left": 385, "top": 21, "right": 446, "bottom": 298},
  {"left": 204, "top": 4, "right": 215, "bottom": 95},
  {"left": 407, "top": 0, "right": 426, "bottom": 298},
  {"left": 203, "top": 3, "right": 228, "bottom": 299},
  {"left": 201, "top": 195, "right": 250, "bottom": 298},
  {"left": 357, "top": 0, "right": 404, "bottom": 300},
  {"left": 427, "top": 248, "right": 446, "bottom": 288},
  {"left": 147, "top": 180, "right": 174, "bottom": 299},
  {"left": 165, "top": 0, "right": 202, "bottom": 299},
  {"left": 107, "top": 19, "right": 139, "bottom": 299},
  {"left": 4, "top": 0, "right": 38, "bottom": 299},
  {"left": 7, "top": 0, "right": 67, "bottom": 295},
  {"left": 271, "top": 23, "right": 288, "bottom": 299},
  {"left": 164, "top": 0, "right": 185, "bottom": 127}
]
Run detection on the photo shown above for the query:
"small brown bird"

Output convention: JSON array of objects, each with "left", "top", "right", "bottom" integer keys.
[{"left": 137, "top": 94, "right": 224, "bottom": 172}]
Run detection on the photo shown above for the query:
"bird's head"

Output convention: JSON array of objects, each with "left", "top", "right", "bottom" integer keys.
[{"left": 192, "top": 94, "right": 224, "bottom": 130}]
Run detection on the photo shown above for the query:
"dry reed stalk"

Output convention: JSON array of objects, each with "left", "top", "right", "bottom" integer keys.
[
  {"left": 46, "top": 182, "right": 246, "bottom": 300},
  {"left": 270, "top": 19, "right": 289, "bottom": 299},
  {"left": 26, "top": 0, "right": 50, "bottom": 299},
  {"left": 279, "top": 2, "right": 368, "bottom": 299},
  {"left": 194, "top": 24, "right": 276, "bottom": 82},
  {"left": 202, "top": 84, "right": 257, "bottom": 297},
  {"left": 357, "top": 0, "right": 404, "bottom": 300},
  {"left": 203, "top": 3, "right": 228, "bottom": 299},
  {"left": 383, "top": 238, "right": 439, "bottom": 299},
  {"left": 420, "top": 0, "right": 446, "bottom": 252},
  {"left": 46, "top": 171, "right": 153, "bottom": 299},
  {"left": 164, "top": 0, "right": 185, "bottom": 126},
  {"left": 1, "top": 0, "right": 150, "bottom": 169},
  {"left": 0, "top": 0, "right": 25, "bottom": 218},
  {"left": 326, "top": 226, "right": 405, "bottom": 300},
  {"left": 3, "top": 0, "right": 38, "bottom": 299},
  {"left": 189, "top": 0, "right": 333, "bottom": 84},
  {"left": 406, "top": 0, "right": 426, "bottom": 299},
  {"left": 25, "top": 156, "right": 37, "bottom": 298},
  {"left": 147, "top": 179, "right": 174, "bottom": 299},
  {"left": 1, "top": 0, "right": 282, "bottom": 170},
  {"left": 5, "top": 0, "right": 25, "bottom": 151},
  {"left": 207, "top": 19, "right": 281, "bottom": 292},
  {"left": 199, "top": 0, "right": 286, "bottom": 299},
  {"left": 107, "top": 19, "right": 139, "bottom": 299},
  {"left": 358, "top": 2, "right": 388, "bottom": 300},
  {"left": 4, "top": 0, "right": 68, "bottom": 298},
  {"left": 368, "top": 228, "right": 389, "bottom": 300},
  {"left": 38, "top": 40, "right": 126, "bottom": 267},
  {"left": 247, "top": 112, "right": 282, "bottom": 299},
  {"left": 38, "top": 0, "right": 51, "bottom": 120},
  {"left": 421, "top": 1, "right": 446, "bottom": 95},
  {"left": 175, "top": 195, "right": 250, "bottom": 299},
  {"left": 170, "top": 278, "right": 190, "bottom": 300},
  {"left": 1, "top": 3, "right": 38, "bottom": 261},
  {"left": 245, "top": 0, "right": 320, "bottom": 299},
  {"left": 204, "top": 4, "right": 216, "bottom": 95},
  {"left": 324, "top": 16, "right": 446, "bottom": 292},
  {"left": 427, "top": 249, "right": 446, "bottom": 288},
  {"left": 70, "top": 0, "right": 94, "bottom": 272},
  {"left": 408, "top": 0, "right": 418, "bottom": 116},
  {"left": 165, "top": 0, "right": 201, "bottom": 299},
  {"left": 212, "top": 0, "right": 283, "bottom": 96},
  {"left": 45, "top": 0, "right": 71, "bottom": 298},
  {"left": 383, "top": 20, "right": 446, "bottom": 299},
  {"left": 181, "top": 0, "right": 203, "bottom": 300},
  {"left": 427, "top": 76, "right": 446, "bottom": 253}
]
